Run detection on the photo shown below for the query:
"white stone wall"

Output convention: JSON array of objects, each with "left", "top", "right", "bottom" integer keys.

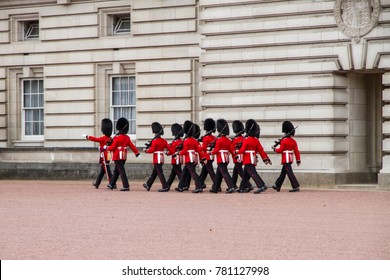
[
  {"left": 198, "top": 0, "right": 390, "bottom": 181},
  {"left": 0, "top": 0, "right": 389, "bottom": 186}
]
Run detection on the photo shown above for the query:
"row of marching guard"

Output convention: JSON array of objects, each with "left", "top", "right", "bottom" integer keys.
[{"left": 83, "top": 117, "right": 301, "bottom": 193}]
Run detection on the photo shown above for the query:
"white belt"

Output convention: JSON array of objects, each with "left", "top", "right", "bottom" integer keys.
[
  {"left": 219, "top": 150, "right": 229, "bottom": 163},
  {"left": 283, "top": 150, "right": 293, "bottom": 163},
  {"left": 188, "top": 150, "right": 195, "bottom": 163},
  {"left": 245, "top": 150, "right": 256, "bottom": 164},
  {"left": 154, "top": 151, "right": 164, "bottom": 163}
]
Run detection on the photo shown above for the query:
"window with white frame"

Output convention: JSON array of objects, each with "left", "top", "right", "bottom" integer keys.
[
  {"left": 111, "top": 76, "right": 136, "bottom": 135},
  {"left": 99, "top": 7, "right": 131, "bottom": 37},
  {"left": 22, "top": 80, "right": 44, "bottom": 137}
]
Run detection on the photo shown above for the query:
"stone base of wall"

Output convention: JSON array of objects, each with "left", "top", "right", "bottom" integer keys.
[
  {"left": 0, "top": 162, "right": 155, "bottom": 181},
  {"left": 378, "top": 173, "right": 390, "bottom": 190},
  {"left": 0, "top": 163, "right": 387, "bottom": 190}
]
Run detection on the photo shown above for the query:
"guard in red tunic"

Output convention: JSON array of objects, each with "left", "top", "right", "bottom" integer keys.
[
  {"left": 82, "top": 118, "right": 113, "bottom": 189},
  {"left": 237, "top": 119, "right": 272, "bottom": 194},
  {"left": 107, "top": 117, "right": 140, "bottom": 191},
  {"left": 210, "top": 119, "right": 237, "bottom": 193},
  {"left": 231, "top": 120, "right": 253, "bottom": 193},
  {"left": 176, "top": 120, "right": 206, "bottom": 193},
  {"left": 166, "top": 123, "right": 184, "bottom": 190},
  {"left": 199, "top": 118, "right": 216, "bottom": 187},
  {"left": 143, "top": 122, "right": 174, "bottom": 192},
  {"left": 272, "top": 121, "right": 301, "bottom": 192}
]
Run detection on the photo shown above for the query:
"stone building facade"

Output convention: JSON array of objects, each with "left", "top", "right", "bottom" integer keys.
[{"left": 0, "top": 0, "right": 389, "bottom": 188}]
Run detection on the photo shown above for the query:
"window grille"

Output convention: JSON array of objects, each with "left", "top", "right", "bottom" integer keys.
[
  {"left": 22, "top": 80, "right": 44, "bottom": 136},
  {"left": 24, "top": 21, "right": 39, "bottom": 40},
  {"left": 111, "top": 76, "right": 136, "bottom": 135},
  {"left": 113, "top": 16, "right": 131, "bottom": 34}
]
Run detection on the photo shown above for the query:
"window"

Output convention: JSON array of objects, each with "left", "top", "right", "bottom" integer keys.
[
  {"left": 24, "top": 20, "right": 39, "bottom": 40},
  {"left": 22, "top": 80, "right": 44, "bottom": 137},
  {"left": 111, "top": 76, "right": 136, "bottom": 135},
  {"left": 10, "top": 14, "right": 40, "bottom": 42},
  {"left": 113, "top": 15, "right": 131, "bottom": 34},
  {"left": 99, "top": 7, "right": 131, "bottom": 37}
]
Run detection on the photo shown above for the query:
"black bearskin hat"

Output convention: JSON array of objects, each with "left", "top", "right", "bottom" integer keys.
[
  {"left": 171, "top": 123, "right": 183, "bottom": 137},
  {"left": 193, "top": 124, "right": 201, "bottom": 139},
  {"left": 245, "top": 119, "right": 257, "bottom": 137},
  {"left": 116, "top": 117, "right": 129, "bottom": 134},
  {"left": 203, "top": 118, "right": 216, "bottom": 133},
  {"left": 152, "top": 122, "right": 164, "bottom": 135},
  {"left": 255, "top": 123, "right": 261, "bottom": 138},
  {"left": 101, "top": 118, "right": 113, "bottom": 137},
  {"left": 183, "top": 120, "right": 194, "bottom": 136},
  {"left": 217, "top": 119, "right": 229, "bottom": 135},
  {"left": 232, "top": 120, "right": 244, "bottom": 135},
  {"left": 282, "top": 120, "right": 295, "bottom": 136}
]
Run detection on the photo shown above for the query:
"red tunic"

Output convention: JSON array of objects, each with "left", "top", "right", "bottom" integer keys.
[
  {"left": 87, "top": 135, "right": 112, "bottom": 163},
  {"left": 107, "top": 134, "right": 139, "bottom": 161},
  {"left": 170, "top": 138, "right": 183, "bottom": 165},
  {"left": 211, "top": 135, "right": 235, "bottom": 164},
  {"left": 179, "top": 137, "right": 205, "bottom": 164},
  {"left": 231, "top": 135, "right": 245, "bottom": 163},
  {"left": 145, "top": 137, "right": 174, "bottom": 164},
  {"left": 275, "top": 137, "right": 300, "bottom": 164},
  {"left": 201, "top": 134, "right": 216, "bottom": 160},
  {"left": 237, "top": 136, "right": 269, "bottom": 166}
]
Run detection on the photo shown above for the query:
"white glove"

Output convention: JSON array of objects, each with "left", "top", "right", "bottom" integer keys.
[{"left": 82, "top": 133, "right": 88, "bottom": 139}]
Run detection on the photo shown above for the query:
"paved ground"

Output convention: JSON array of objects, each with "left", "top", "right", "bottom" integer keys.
[{"left": 0, "top": 179, "right": 389, "bottom": 260}]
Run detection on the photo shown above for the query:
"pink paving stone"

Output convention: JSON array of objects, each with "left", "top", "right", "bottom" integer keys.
[{"left": 0, "top": 180, "right": 389, "bottom": 260}]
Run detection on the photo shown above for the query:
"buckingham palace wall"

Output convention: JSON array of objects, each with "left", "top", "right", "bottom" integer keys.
[{"left": 0, "top": 0, "right": 389, "bottom": 188}]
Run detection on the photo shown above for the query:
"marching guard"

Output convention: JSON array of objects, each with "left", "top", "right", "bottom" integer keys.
[
  {"left": 176, "top": 120, "right": 206, "bottom": 193},
  {"left": 166, "top": 123, "right": 184, "bottom": 190},
  {"left": 199, "top": 118, "right": 217, "bottom": 187},
  {"left": 107, "top": 117, "right": 140, "bottom": 191},
  {"left": 209, "top": 119, "right": 237, "bottom": 194},
  {"left": 231, "top": 120, "right": 254, "bottom": 192},
  {"left": 272, "top": 121, "right": 301, "bottom": 192},
  {"left": 237, "top": 119, "right": 272, "bottom": 194},
  {"left": 143, "top": 122, "right": 174, "bottom": 192},
  {"left": 82, "top": 118, "right": 113, "bottom": 189}
]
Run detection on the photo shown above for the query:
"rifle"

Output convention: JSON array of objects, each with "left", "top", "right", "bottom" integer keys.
[
  {"left": 272, "top": 126, "right": 298, "bottom": 149},
  {"left": 144, "top": 126, "right": 165, "bottom": 149}
]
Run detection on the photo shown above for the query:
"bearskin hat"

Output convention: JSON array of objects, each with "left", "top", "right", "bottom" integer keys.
[
  {"left": 183, "top": 120, "right": 194, "bottom": 136},
  {"left": 217, "top": 119, "right": 229, "bottom": 135},
  {"left": 152, "top": 122, "right": 164, "bottom": 135},
  {"left": 282, "top": 120, "right": 295, "bottom": 136},
  {"left": 193, "top": 124, "right": 201, "bottom": 139},
  {"left": 171, "top": 123, "right": 183, "bottom": 137},
  {"left": 245, "top": 119, "right": 257, "bottom": 137},
  {"left": 116, "top": 117, "right": 129, "bottom": 134},
  {"left": 203, "top": 118, "right": 216, "bottom": 133},
  {"left": 232, "top": 120, "right": 244, "bottom": 135},
  {"left": 255, "top": 123, "right": 261, "bottom": 138},
  {"left": 101, "top": 118, "right": 113, "bottom": 137}
]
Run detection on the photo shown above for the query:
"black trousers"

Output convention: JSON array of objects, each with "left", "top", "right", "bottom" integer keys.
[
  {"left": 211, "top": 163, "right": 236, "bottom": 191},
  {"left": 179, "top": 163, "right": 202, "bottom": 190},
  {"left": 146, "top": 164, "right": 168, "bottom": 190},
  {"left": 166, "top": 164, "right": 182, "bottom": 189},
  {"left": 239, "top": 164, "right": 266, "bottom": 189},
  {"left": 109, "top": 160, "right": 129, "bottom": 189},
  {"left": 95, "top": 162, "right": 112, "bottom": 187},
  {"left": 232, "top": 162, "right": 252, "bottom": 189},
  {"left": 275, "top": 163, "right": 300, "bottom": 189},
  {"left": 177, "top": 165, "right": 192, "bottom": 189},
  {"left": 199, "top": 160, "right": 216, "bottom": 186}
]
